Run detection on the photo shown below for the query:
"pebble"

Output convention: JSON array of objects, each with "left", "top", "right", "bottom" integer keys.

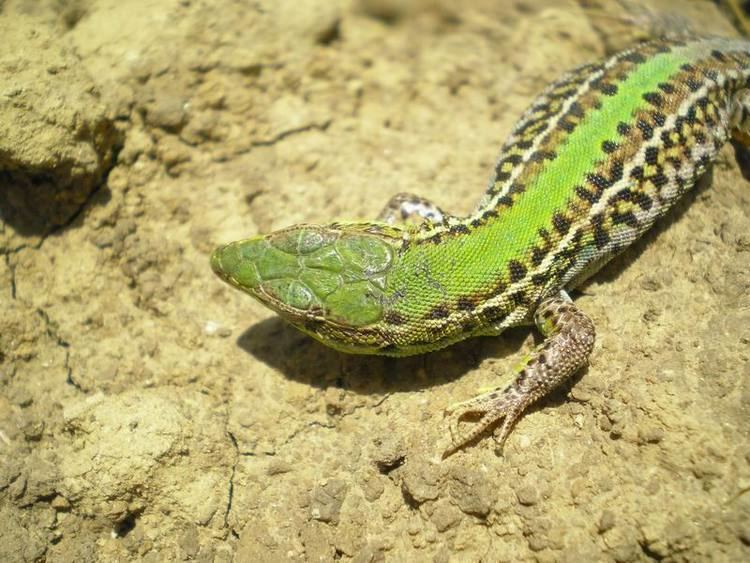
[
  {"left": 203, "top": 321, "right": 232, "bottom": 337},
  {"left": 515, "top": 485, "right": 538, "bottom": 506}
]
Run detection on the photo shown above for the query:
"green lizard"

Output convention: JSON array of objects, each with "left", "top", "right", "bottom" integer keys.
[{"left": 211, "top": 36, "right": 750, "bottom": 456}]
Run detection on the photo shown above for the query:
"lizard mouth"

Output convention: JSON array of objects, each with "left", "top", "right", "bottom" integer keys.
[
  {"left": 209, "top": 245, "right": 231, "bottom": 282},
  {"left": 210, "top": 239, "right": 263, "bottom": 291}
]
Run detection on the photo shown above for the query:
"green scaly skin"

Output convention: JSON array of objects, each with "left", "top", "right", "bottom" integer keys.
[{"left": 212, "top": 36, "right": 750, "bottom": 455}]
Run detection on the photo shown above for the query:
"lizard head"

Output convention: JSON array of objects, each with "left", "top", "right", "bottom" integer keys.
[{"left": 210, "top": 222, "right": 406, "bottom": 354}]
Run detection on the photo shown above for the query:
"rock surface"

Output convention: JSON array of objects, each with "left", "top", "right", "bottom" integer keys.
[
  {"left": 1, "top": 0, "right": 749, "bottom": 561},
  {"left": 0, "top": 14, "right": 119, "bottom": 247}
]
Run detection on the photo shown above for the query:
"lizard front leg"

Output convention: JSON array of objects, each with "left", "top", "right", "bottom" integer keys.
[
  {"left": 443, "top": 292, "right": 596, "bottom": 457},
  {"left": 377, "top": 192, "right": 447, "bottom": 226}
]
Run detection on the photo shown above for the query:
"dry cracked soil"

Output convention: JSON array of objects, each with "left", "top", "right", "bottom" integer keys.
[{"left": 1, "top": 0, "right": 749, "bottom": 561}]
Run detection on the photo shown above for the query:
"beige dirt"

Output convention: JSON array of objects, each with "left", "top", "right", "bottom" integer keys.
[{"left": 1, "top": 0, "right": 749, "bottom": 561}]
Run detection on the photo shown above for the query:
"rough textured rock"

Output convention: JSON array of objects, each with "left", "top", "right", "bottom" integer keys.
[
  {"left": 0, "top": 14, "right": 120, "bottom": 245},
  {"left": 1, "top": 0, "right": 749, "bottom": 561},
  {"left": 59, "top": 390, "right": 233, "bottom": 530}
]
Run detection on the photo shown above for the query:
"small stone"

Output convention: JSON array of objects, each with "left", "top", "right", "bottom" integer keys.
[
  {"left": 429, "top": 501, "right": 462, "bottom": 532},
  {"left": 178, "top": 525, "right": 200, "bottom": 558},
  {"left": 0, "top": 462, "right": 21, "bottom": 490},
  {"left": 50, "top": 495, "right": 71, "bottom": 511},
  {"left": 638, "top": 426, "right": 664, "bottom": 444},
  {"left": 20, "top": 455, "right": 58, "bottom": 504},
  {"left": 517, "top": 434, "right": 532, "bottom": 448},
  {"left": 604, "top": 524, "right": 642, "bottom": 562},
  {"left": 156, "top": 135, "right": 191, "bottom": 173},
  {"left": 106, "top": 500, "right": 130, "bottom": 522},
  {"left": 400, "top": 463, "right": 440, "bottom": 506},
  {"left": 12, "top": 389, "right": 33, "bottom": 408},
  {"left": 640, "top": 520, "right": 670, "bottom": 559},
  {"left": 180, "top": 110, "right": 221, "bottom": 146},
  {"left": 118, "top": 126, "right": 155, "bottom": 165},
  {"left": 352, "top": 541, "right": 388, "bottom": 563},
  {"left": 570, "top": 386, "right": 593, "bottom": 402},
  {"left": 547, "top": 527, "right": 566, "bottom": 550},
  {"left": 371, "top": 435, "right": 404, "bottom": 474},
  {"left": 8, "top": 474, "right": 27, "bottom": 499},
  {"left": 598, "top": 510, "right": 615, "bottom": 533},
  {"left": 0, "top": 19, "right": 119, "bottom": 244},
  {"left": 266, "top": 459, "right": 293, "bottom": 476},
  {"left": 144, "top": 93, "right": 186, "bottom": 132},
  {"left": 362, "top": 472, "right": 385, "bottom": 502},
  {"left": 310, "top": 479, "right": 348, "bottom": 524},
  {"left": 515, "top": 485, "right": 538, "bottom": 506},
  {"left": 527, "top": 535, "right": 548, "bottom": 552},
  {"left": 448, "top": 467, "right": 493, "bottom": 517},
  {"left": 21, "top": 419, "right": 44, "bottom": 441},
  {"left": 203, "top": 321, "right": 232, "bottom": 338},
  {"left": 300, "top": 521, "right": 335, "bottom": 560}
]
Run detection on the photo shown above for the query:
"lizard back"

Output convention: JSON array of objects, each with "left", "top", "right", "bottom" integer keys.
[{"left": 383, "top": 37, "right": 750, "bottom": 349}]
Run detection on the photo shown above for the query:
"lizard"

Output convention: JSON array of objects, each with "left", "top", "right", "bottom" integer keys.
[{"left": 211, "top": 36, "right": 750, "bottom": 456}]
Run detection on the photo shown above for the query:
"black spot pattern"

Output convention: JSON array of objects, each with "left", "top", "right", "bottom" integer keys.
[
  {"left": 632, "top": 191, "right": 654, "bottom": 211},
  {"left": 586, "top": 173, "right": 611, "bottom": 190},
  {"left": 658, "top": 82, "right": 675, "bottom": 94},
  {"left": 637, "top": 119, "right": 654, "bottom": 140},
  {"left": 711, "top": 49, "right": 727, "bottom": 62},
  {"left": 552, "top": 212, "right": 571, "bottom": 235},
  {"left": 495, "top": 171, "right": 511, "bottom": 182},
  {"left": 429, "top": 305, "right": 450, "bottom": 319},
  {"left": 457, "top": 297, "right": 475, "bottom": 311},
  {"left": 508, "top": 260, "right": 527, "bottom": 283},
  {"left": 384, "top": 311, "right": 406, "bottom": 325},
  {"left": 601, "top": 83, "right": 618, "bottom": 96},
  {"left": 686, "top": 77, "right": 702, "bottom": 92},
  {"left": 643, "top": 92, "right": 663, "bottom": 107},
  {"left": 612, "top": 210, "right": 639, "bottom": 228},
  {"left": 559, "top": 119, "right": 576, "bottom": 133},
  {"left": 531, "top": 246, "right": 547, "bottom": 266}
]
